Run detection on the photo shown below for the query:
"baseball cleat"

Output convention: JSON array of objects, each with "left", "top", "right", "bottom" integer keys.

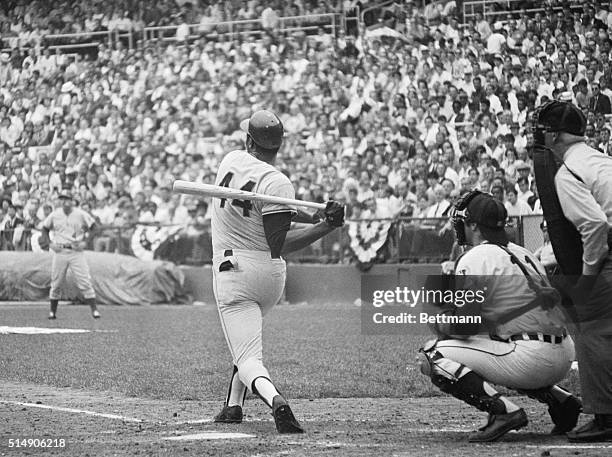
[
  {"left": 549, "top": 395, "right": 582, "bottom": 435},
  {"left": 214, "top": 404, "right": 243, "bottom": 423},
  {"left": 92, "top": 310, "right": 101, "bottom": 319},
  {"left": 48, "top": 312, "right": 56, "bottom": 320},
  {"left": 272, "top": 395, "right": 304, "bottom": 434},
  {"left": 468, "top": 409, "right": 528, "bottom": 442}
]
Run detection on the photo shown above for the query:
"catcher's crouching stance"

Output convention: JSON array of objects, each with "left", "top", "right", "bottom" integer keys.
[{"left": 418, "top": 191, "right": 581, "bottom": 442}]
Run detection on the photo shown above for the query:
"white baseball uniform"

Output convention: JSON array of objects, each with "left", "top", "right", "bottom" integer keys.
[
  {"left": 42, "top": 207, "right": 96, "bottom": 300},
  {"left": 211, "top": 149, "right": 296, "bottom": 392},
  {"left": 426, "top": 241, "right": 574, "bottom": 389}
]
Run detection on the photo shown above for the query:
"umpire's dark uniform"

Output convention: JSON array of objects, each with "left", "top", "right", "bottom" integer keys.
[{"left": 551, "top": 122, "right": 612, "bottom": 441}]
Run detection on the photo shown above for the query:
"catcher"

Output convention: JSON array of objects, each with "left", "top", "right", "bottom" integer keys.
[{"left": 418, "top": 190, "right": 581, "bottom": 442}]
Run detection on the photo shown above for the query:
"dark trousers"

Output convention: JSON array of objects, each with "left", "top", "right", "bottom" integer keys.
[{"left": 573, "top": 252, "right": 612, "bottom": 414}]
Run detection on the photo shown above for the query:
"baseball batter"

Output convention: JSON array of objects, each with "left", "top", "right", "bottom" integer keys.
[
  {"left": 41, "top": 189, "right": 100, "bottom": 319},
  {"left": 211, "top": 110, "right": 344, "bottom": 433},
  {"left": 418, "top": 191, "right": 580, "bottom": 442}
]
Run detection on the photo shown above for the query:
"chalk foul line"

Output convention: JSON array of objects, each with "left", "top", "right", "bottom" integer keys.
[{"left": 0, "top": 400, "right": 143, "bottom": 423}]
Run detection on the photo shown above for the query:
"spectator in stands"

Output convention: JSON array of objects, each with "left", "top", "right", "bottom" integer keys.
[
  {"left": 425, "top": 184, "right": 451, "bottom": 218},
  {"left": 516, "top": 176, "right": 533, "bottom": 203},
  {"left": 504, "top": 185, "right": 533, "bottom": 217}
]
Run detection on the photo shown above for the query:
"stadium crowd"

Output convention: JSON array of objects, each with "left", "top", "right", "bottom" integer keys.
[{"left": 0, "top": 0, "right": 611, "bottom": 259}]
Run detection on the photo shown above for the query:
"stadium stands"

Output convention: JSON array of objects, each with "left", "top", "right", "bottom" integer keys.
[{"left": 0, "top": 0, "right": 609, "bottom": 264}]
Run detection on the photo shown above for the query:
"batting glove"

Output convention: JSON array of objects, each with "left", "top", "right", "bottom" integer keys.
[{"left": 323, "top": 201, "right": 345, "bottom": 227}]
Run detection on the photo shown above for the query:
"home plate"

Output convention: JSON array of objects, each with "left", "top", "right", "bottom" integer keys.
[
  {"left": 164, "top": 432, "right": 255, "bottom": 441},
  {"left": 0, "top": 326, "right": 91, "bottom": 335}
]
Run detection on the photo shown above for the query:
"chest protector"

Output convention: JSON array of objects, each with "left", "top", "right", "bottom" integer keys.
[{"left": 532, "top": 146, "right": 583, "bottom": 281}]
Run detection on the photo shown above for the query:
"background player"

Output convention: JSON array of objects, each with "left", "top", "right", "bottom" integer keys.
[
  {"left": 211, "top": 110, "right": 344, "bottom": 433},
  {"left": 418, "top": 191, "right": 580, "bottom": 442},
  {"left": 40, "top": 189, "right": 100, "bottom": 319}
]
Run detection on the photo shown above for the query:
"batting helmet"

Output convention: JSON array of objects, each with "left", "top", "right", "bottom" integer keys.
[{"left": 240, "top": 110, "right": 284, "bottom": 150}]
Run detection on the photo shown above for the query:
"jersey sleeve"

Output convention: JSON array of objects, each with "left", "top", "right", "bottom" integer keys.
[{"left": 260, "top": 172, "right": 298, "bottom": 216}]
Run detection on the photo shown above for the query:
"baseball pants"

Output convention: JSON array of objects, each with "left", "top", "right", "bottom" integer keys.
[
  {"left": 49, "top": 250, "right": 95, "bottom": 300},
  {"left": 430, "top": 335, "right": 575, "bottom": 390},
  {"left": 572, "top": 252, "right": 612, "bottom": 414},
  {"left": 213, "top": 249, "right": 286, "bottom": 390}
]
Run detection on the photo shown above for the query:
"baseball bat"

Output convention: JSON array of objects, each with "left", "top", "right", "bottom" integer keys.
[{"left": 172, "top": 180, "right": 327, "bottom": 210}]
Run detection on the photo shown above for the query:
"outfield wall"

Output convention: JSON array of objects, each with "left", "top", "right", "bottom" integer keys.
[{"left": 180, "top": 264, "right": 441, "bottom": 304}]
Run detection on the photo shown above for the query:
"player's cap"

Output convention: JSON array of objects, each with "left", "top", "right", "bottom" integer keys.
[
  {"left": 58, "top": 189, "right": 73, "bottom": 200},
  {"left": 240, "top": 110, "right": 284, "bottom": 150}
]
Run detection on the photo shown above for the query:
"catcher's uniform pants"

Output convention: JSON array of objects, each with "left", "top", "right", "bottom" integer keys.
[
  {"left": 430, "top": 335, "right": 575, "bottom": 390},
  {"left": 49, "top": 249, "right": 96, "bottom": 300},
  {"left": 213, "top": 249, "right": 286, "bottom": 390}
]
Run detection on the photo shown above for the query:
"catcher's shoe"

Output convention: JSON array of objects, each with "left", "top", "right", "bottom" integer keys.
[
  {"left": 549, "top": 395, "right": 582, "bottom": 435},
  {"left": 272, "top": 395, "right": 304, "bottom": 434},
  {"left": 468, "top": 409, "right": 528, "bottom": 443},
  {"left": 213, "top": 404, "right": 243, "bottom": 423}
]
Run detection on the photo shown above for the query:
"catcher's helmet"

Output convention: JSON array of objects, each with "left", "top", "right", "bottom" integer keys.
[
  {"left": 451, "top": 190, "right": 507, "bottom": 246},
  {"left": 531, "top": 100, "right": 587, "bottom": 146},
  {"left": 240, "top": 110, "right": 284, "bottom": 150}
]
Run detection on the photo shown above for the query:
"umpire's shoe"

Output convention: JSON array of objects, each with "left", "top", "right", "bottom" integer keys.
[
  {"left": 550, "top": 395, "right": 582, "bottom": 435},
  {"left": 272, "top": 395, "right": 304, "bottom": 434},
  {"left": 214, "top": 404, "right": 243, "bottom": 423},
  {"left": 567, "top": 414, "right": 612, "bottom": 442},
  {"left": 468, "top": 409, "right": 528, "bottom": 442}
]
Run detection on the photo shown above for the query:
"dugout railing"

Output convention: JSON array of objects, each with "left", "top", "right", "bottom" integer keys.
[{"left": 0, "top": 215, "right": 545, "bottom": 266}]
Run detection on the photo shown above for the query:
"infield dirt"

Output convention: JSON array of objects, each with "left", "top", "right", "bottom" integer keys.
[{"left": 1, "top": 380, "right": 608, "bottom": 457}]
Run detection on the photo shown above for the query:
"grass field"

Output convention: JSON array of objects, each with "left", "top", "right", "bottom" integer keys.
[
  {"left": 0, "top": 302, "right": 438, "bottom": 400},
  {"left": 0, "top": 302, "right": 596, "bottom": 457}
]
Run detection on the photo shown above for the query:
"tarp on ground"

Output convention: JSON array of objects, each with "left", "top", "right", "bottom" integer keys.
[{"left": 0, "top": 251, "right": 190, "bottom": 305}]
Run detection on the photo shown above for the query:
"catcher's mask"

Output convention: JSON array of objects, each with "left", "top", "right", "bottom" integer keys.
[
  {"left": 451, "top": 190, "right": 507, "bottom": 246},
  {"left": 530, "top": 100, "right": 587, "bottom": 148}
]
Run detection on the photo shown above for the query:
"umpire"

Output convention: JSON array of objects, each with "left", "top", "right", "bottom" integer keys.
[{"left": 532, "top": 100, "right": 612, "bottom": 442}]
